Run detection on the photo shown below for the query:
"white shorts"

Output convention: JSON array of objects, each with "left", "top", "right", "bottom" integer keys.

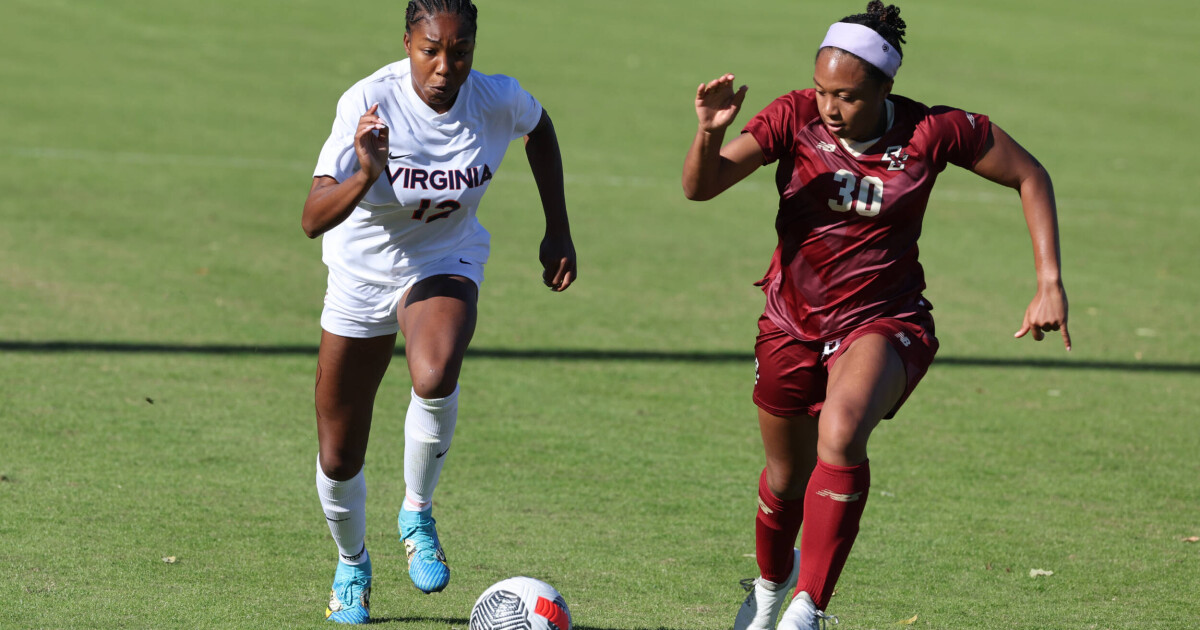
[{"left": 321, "top": 251, "right": 486, "bottom": 339}]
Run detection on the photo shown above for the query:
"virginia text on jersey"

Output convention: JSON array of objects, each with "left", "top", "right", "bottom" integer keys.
[{"left": 386, "top": 164, "right": 494, "bottom": 190}]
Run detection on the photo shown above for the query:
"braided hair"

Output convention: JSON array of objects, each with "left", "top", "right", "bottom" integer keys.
[
  {"left": 822, "top": 1, "right": 908, "bottom": 84},
  {"left": 405, "top": 0, "right": 478, "bottom": 36}
]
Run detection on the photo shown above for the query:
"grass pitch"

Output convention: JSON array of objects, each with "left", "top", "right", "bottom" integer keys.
[{"left": 2, "top": 1, "right": 1198, "bottom": 628}]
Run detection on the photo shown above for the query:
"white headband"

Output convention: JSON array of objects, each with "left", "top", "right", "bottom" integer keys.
[{"left": 819, "top": 22, "right": 902, "bottom": 78}]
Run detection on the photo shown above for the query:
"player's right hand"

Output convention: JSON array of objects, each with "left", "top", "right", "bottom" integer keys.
[
  {"left": 695, "top": 74, "right": 748, "bottom": 132},
  {"left": 355, "top": 103, "right": 390, "bottom": 182}
]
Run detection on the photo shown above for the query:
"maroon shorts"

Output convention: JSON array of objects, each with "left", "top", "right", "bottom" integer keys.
[{"left": 753, "top": 311, "right": 939, "bottom": 419}]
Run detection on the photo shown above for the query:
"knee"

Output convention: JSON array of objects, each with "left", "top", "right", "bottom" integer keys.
[
  {"left": 410, "top": 363, "right": 459, "bottom": 399},
  {"left": 816, "top": 406, "right": 871, "bottom": 466},
  {"left": 764, "top": 461, "right": 811, "bottom": 501},
  {"left": 319, "top": 450, "right": 364, "bottom": 481}
]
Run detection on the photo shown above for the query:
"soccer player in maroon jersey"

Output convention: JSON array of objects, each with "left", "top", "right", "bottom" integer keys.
[{"left": 682, "top": 2, "right": 1069, "bottom": 629}]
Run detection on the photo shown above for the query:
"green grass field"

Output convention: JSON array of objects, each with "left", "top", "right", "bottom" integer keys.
[{"left": 2, "top": 1, "right": 1198, "bottom": 628}]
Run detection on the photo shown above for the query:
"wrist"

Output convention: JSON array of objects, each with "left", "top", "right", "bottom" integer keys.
[
  {"left": 1037, "top": 273, "right": 1063, "bottom": 288},
  {"left": 355, "top": 163, "right": 382, "bottom": 185},
  {"left": 544, "top": 223, "right": 571, "bottom": 238}
]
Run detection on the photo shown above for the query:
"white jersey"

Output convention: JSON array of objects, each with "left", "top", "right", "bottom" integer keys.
[{"left": 313, "top": 58, "right": 543, "bottom": 285}]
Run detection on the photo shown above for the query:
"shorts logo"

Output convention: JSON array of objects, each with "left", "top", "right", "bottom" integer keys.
[
  {"left": 965, "top": 112, "right": 977, "bottom": 128},
  {"left": 754, "top": 358, "right": 760, "bottom": 385},
  {"left": 816, "top": 489, "right": 862, "bottom": 503},
  {"left": 822, "top": 339, "right": 842, "bottom": 359},
  {"left": 895, "top": 331, "right": 911, "bottom": 347}
]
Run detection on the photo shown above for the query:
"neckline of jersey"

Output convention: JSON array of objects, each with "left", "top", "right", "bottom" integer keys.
[{"left": 837, "top": 98, "right": 895, "bottom": 158}]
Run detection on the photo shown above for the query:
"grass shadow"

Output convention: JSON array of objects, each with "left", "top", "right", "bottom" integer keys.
[{"left": 1, "top": 340, "right": 1196, "bottom": 373}]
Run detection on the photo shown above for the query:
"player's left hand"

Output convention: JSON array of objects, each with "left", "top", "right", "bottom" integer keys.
[
  {"left": 1015, "top": 280, "right": 1071, "bottom": 351},
  {"left": 539, "top": 232, "right": 576, "bottom": 292}
]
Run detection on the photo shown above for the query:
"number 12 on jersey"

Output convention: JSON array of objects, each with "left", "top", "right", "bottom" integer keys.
[
  {"left": 828, "top": 169, "right": 883, "bottom": 217},
  {"left": 411, "top": 199, "right": 462, "bottom": 223}
]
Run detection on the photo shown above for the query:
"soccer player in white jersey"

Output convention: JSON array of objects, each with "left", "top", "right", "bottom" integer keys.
[{"left": 301, "top": 0, "right": 576, "bottom": 623}]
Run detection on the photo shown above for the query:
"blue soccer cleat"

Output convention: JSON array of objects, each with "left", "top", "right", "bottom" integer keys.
[
  {"left": 399, "top": 506, "right": 450, "bottom": 593},
  {"left": 325, "top": 557, "right": 372, "bottom": 624}
]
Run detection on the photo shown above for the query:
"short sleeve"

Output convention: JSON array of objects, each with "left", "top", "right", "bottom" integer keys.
[
  {"left": 504, "top": 77, "right": 543, "bottom": 139},
  {"left": 742, "top": 94, "right": 802, "bottom": 165},
  {"left": 313, "top": 88, "right": 368, "bottom": 182},
  {"left": 926, "top": 106, "right": 992, "bottom": 170}
]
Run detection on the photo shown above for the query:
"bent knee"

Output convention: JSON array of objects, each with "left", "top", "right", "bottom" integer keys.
[
  {"left": 764, "top": 463, "right": 812, "bottom": 501},
  {"left": 409, "top": 364, "right": 461, "bottom": 399},
  {"left": 319, "top": 451, "right": 364, "bottom": 481},
  {"left": 816, "top": 408, "right": 874, "bottom": 466}
]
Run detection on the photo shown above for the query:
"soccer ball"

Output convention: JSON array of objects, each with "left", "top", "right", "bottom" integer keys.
[{"left": 470, "top": 576, "right": 571, "bottom": 630}]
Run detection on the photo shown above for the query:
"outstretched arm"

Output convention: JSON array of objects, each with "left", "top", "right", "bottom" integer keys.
[
  {"left": 682, "top": 74, "right": 764, "bottom": 201},
  {"left": 301, "top": 103, "right": 389, "bottom": 238},
  {"left": 972, "top": 124, "right": 1071, "bottom": 351},
  {"left": 524, "top": 108, "right": 576, "bottom": 292}
]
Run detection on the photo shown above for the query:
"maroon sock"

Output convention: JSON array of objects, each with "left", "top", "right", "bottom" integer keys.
[
  {"left": 795, "top": 458, "right": 870, "bottom": 610},
  {"left": 755, "top": 468, "right": 804, "bottom": 584}
]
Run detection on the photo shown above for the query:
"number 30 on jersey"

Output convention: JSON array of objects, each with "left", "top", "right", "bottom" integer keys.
[{"left": 828, "top": 169, "right": 883, "bottom": 217}]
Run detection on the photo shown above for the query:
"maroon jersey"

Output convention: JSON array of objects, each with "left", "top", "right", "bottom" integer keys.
[{"left": 743, "top": 90, "right": 991, "bottom": 342}]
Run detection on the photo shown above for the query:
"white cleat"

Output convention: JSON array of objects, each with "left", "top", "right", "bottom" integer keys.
[
  {"left": 777, "top": 591, "right": 838, "bottom": 630},
  {"left": 734, "top": 548, "right": 801, "bottom": 630}
]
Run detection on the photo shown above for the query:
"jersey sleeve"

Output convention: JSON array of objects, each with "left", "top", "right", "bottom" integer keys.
[
  {"left": 742, "top": 94, "right": 797, "bottom": 164},
  {"left": 313, "top": 86, "right": 368, "bottom": 182},
  {"left": 925, "top": 106, "right": 992, "bottom": 170},
  {"left": 742, "top": 91, "right": 817, "bottom": 165},
  {"left": 506, "top": 77, "right": 543, "bottom": 139}
]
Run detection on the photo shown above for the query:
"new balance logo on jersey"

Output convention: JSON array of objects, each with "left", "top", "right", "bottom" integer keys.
[
  {"left": 965, "top": 112, "right": 977, "bottom": 128},
  {"left": 817, "top": 141, "right": 837, "bottom": 153},
  {"left": 816, "top": 489, "right": 862, "bottom": 503},
  {"left": 386, "top": 164, "right": 493, "bottom": 190},
  {"left": 895, "top": 331, "right": 911, "bottom": 347},
  {"left": 883, "top": 145, "right": 909, "bottom": 171}
]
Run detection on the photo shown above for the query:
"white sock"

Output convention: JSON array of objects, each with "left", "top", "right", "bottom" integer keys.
[
  {"left": 403, "top": 386, "right": 458, "bottom": 512},
  {"left": 315, "top": 454, "right": 369, "bottom": 565}
]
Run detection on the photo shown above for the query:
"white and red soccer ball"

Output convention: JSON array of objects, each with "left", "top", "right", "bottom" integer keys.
[{"left": 470, "top": 577, "right": 571, "bottom": 630}]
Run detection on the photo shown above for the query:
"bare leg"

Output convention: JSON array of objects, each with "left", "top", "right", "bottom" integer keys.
[
  {"left": 794, "top": 333, "right": 906, "bottom": 611},
  {"left": 398, "top": 275, "right": 478, "bottom": 399},
  {"left": 394, "top": 274, "right": 478, "bottom": 593},
  {"left": 818, "top": 333, "right": 906, "bottom": 466},
  {"left": 758, "top": 409, "right": 819, "bottom": 500},
  {"left": 315, "top": 330, "right": 397, "bottom": 480},
  {"left": 313, "top": 329, "right": 395, "bottom": 572}
]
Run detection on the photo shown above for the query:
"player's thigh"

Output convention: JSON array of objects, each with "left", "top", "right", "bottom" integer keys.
[
  {"left": 819, "top": 333, "right": 906, "bottom": 462},
  {"left": 397, "top": 274, "right": 479, "bottom": 397}
]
